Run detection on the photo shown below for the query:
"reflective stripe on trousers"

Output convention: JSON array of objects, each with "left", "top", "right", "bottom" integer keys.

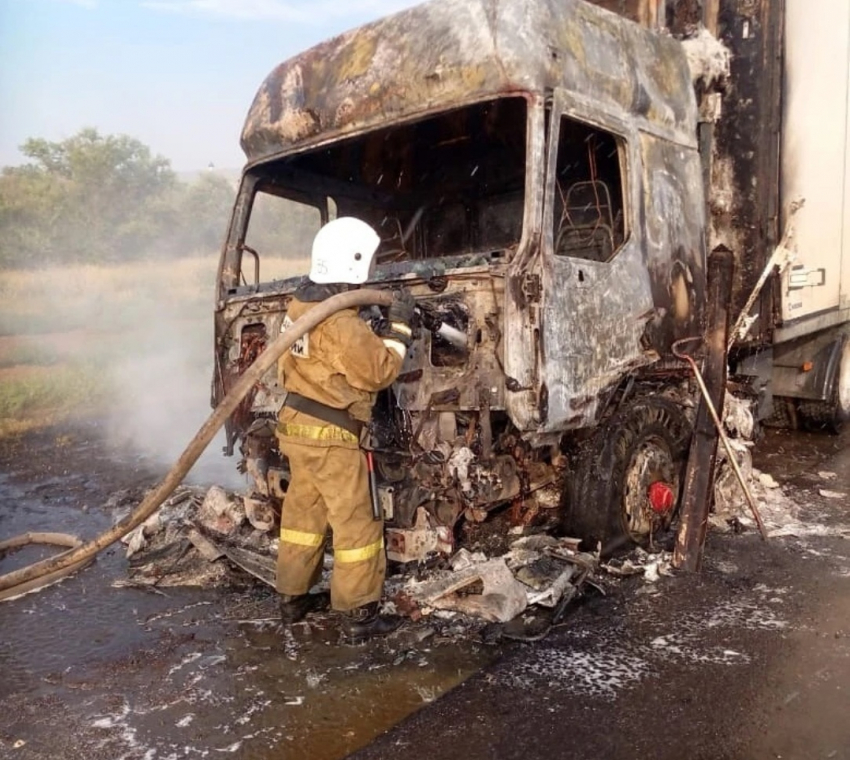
[
  {"left": 280, "top": 528, "right": 324, "bottom": 548},
  {"left": 335, "top": 538, "right": 384, "bottom": 564},
  {"left": 279, "top": 531, "right": 384, "bottom": 563}
]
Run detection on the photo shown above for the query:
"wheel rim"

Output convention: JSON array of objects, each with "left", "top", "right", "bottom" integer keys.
[{"left": 622, "top": 436, "right": 680, "bottom": 541}]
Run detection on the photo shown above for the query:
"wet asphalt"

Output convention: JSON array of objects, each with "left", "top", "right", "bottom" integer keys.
[
  {"left": 354, "top": 427, "right": 850, "bottom": 760},
  {"left": 0, "top": 422, "right": 848, "bottom": 760},
  {"left": 0, "top": 421, "right": 494, "bottom": 760}
]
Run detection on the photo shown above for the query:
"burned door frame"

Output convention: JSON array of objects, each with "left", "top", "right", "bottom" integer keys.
[
  {"left": 503, "top": 95, "right": 548, "bottom": 433},
  {"left": 537, "top": 88, "right": 654, "bottom": 434}
]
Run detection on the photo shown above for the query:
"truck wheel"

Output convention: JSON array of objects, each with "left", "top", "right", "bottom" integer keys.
[
  {"left": 562, "top": 397, "right": 692, "bottom": 552},
  {"left": 797, "top": 336, "right": 850, "bottom": 433}
]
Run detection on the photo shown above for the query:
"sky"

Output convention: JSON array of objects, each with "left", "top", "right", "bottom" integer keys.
[{"left": 0, "top": 0, "right": 423, "bottom": 172}]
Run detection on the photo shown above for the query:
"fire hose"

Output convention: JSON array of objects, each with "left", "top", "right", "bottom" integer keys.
[{"left": 0, "top": 289, "right": 394, "bottom": 602}]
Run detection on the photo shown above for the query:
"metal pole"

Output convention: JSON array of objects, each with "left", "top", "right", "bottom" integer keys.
[
  {"left": 673, "top": 337, "right": 769, "bottom": 542},
  {"left": 672, "top": 247, "right": 734, "bottom": 572}
]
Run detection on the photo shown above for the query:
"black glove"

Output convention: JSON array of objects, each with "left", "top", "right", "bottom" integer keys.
[
  {"left": 387, "top": 289, "right": 415, "bottom": 327},
  {"left": 375, "top": 318, "right": 413, "bottom": 347}
]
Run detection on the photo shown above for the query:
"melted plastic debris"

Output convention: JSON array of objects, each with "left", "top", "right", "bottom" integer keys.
[
  {"left": 724, "top": 394, "right": 756, "bottom": 440},
  {"left": 404, "top": 558, "right": 528, "bottom": 623},
  {"left": 121, "top": 486, "right": 597, "bottom": 636},
  {"left": 707, "top": 393, "right": 850, "bottom": 543},
  {"left": 401, "top": 536, "right": 597, "bottom": 625},
  {"left": 681, "top": 26, "right": 731, "bottom": 89},
  {"left": 116, "top": 485, "right": 277, "bottom": 589},
  {"left": 602, "top": 548, "right": 672, "bottom": 582},
  {"left": 711, "top": 441, "right": 850, "bottom": 540}
]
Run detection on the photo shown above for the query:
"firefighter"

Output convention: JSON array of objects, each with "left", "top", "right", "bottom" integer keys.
[{"left": 275, "top": 216, "right": 414, "bottom": 642}]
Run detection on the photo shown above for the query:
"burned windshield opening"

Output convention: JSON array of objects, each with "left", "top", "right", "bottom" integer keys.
[
  {"left": 241, "top": 186, "right": 321, "bottom": 286},
  {"left": 267, "top": 97, "right": 528, "bottom": 267}
]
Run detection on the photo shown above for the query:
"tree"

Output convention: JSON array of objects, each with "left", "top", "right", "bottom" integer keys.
[
  {"left": 178, "top": 172, "right": 236, "bottom": 251},
  {"left": 0, "top": 165, "right": 68, "bottom": 267},
  {"left": 0, "top": 128, "right": 178, "bottom": 265},
  {"left": 0, "top": 128, "right": 239, "bottom": 268}
]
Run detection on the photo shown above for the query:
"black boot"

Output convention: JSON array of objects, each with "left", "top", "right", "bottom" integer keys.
[
  {"left": 279, "top": 592, "right": 329, "bottom": 624},
  {"left": 341, "top": 602, "right": 403, "bottom": 643}
]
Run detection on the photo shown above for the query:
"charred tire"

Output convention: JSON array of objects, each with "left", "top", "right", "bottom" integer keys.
[
  {"left": 562, "top": 397, "right": 692, "bottom": 553},
  {"left": 797, "top": 335, "right": 850, "bottom": 433}
]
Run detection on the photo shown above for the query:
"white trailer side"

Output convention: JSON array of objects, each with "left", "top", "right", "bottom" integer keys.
[{"left": 778, "top": 0, "right": 850, "bottom": 340}]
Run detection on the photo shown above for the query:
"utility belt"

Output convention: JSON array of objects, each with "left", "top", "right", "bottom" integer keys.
[{"left": 283, "top": 392, "right": 363, "bottom": 438}]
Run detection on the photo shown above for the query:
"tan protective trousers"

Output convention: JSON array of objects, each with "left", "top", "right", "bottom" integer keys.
[{"left": 276, "top": 433, "right": 385, "bottom": 611}]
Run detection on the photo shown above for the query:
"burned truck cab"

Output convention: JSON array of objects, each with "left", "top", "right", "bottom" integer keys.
[{"left": 214, "top": 0, "right": 706, "bottom": 560}]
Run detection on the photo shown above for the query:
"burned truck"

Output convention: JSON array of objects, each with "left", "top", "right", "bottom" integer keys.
[
  {"left": 214, "top": 0, "right": 715, "bottom": 561},
  {"left": 213, "top": 0, "right": 709, "bottom": 558}
]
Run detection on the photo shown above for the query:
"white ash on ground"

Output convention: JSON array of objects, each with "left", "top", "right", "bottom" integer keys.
[{"left": 710, "top": 409, "right": 850, "bottom": 539}]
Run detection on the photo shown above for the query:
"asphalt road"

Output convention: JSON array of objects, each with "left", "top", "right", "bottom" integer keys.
[
  {"left": 352, "top": 428, "right": 850, "bottom": 760},
  {"left": 0, "top": 423, "right": 848, "bottom": 760}
]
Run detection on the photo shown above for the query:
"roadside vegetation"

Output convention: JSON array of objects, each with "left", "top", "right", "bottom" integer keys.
[
  {"left": 0, "top": 127, "right": 318, "bottom": 439},
  {"left": 0, "top": 257, "right": 215, "bottom": 334},
  {"left": 0, "top": 129, "right": 228, "bottom": 437},
  {"left": 0, "top": 128, "right": 233, "bottom": 268},
  {"left": 0, "top": 258, "right": 218, "bottom": 437}
]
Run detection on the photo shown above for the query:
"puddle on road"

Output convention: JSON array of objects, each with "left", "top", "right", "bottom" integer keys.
[
  {"left": 2, "top": 585, "right": 493, "bottom": 760},
  {"left": 105, "top": 604, "right": 492, "bottom": 760},
  {"left": 0, "top": 468, "right": 496, "bottom": 760},
  {"left": 755, "top": 428, "right": 850, "bottom": 486}
]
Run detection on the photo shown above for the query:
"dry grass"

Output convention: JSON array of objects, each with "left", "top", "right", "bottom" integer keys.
[
  {"left": 0, "top": 257, "right": 219, "bottom": 335},
  {"left": 0, "top": 254, "right": 311, "bottom": 438},
  {"left": 0, "top": 257, "right": 219, "bottom": 436},
  {"left": 0, "top": 363, "right": 108, "bottom": 437}
]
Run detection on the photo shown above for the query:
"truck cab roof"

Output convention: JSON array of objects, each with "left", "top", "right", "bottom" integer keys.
[{"left": 240, "top": 0, "right": 698, "bottom": 166}]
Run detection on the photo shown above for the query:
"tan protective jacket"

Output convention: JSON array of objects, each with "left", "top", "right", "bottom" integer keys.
[{"left": 278, "top": 297, "right": 404, "bottom": 424}]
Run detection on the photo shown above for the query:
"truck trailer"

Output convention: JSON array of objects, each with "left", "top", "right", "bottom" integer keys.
[{"left": 212, "top": 0, "right": 850, "bottom": 560}]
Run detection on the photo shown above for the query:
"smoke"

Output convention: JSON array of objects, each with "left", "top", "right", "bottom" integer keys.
[
  {"left": 0, "top": 254, "right": 245, "bottom": 490},
  {"left": 104, "top": 290, "right": 245, "bottom": 489}
]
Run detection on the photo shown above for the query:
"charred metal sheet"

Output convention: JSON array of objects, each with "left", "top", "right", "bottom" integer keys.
[
  {"left": 537, "top": 88, "right": 705, "bottom": 433},
  {"left": 707, "top": 0, "right": 783, "bottom": 345},
  {"left": 241, "top": 0, "right": 698, "bottom": 166},
  {"left": 639, "top": 133, "right": 708, "bottom": 348},
  {"left": 393, "top": 274, "right": 505, "bottom": 412}
]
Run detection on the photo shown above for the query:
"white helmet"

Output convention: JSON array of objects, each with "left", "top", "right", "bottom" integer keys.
[{"left": 309, "top": 217, "right": 380, "bottom": 285}]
